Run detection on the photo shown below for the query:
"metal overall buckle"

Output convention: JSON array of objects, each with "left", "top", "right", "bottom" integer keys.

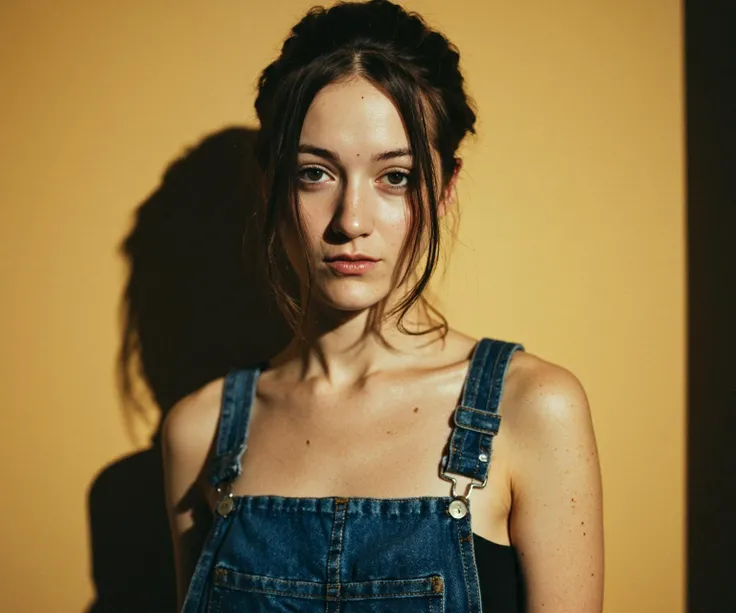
[
  {"left": 440, "top": 466, "right": 488, "bottom": 520},
  {"left": 215, "top": 481, "right": 235, "bottom": 517}
]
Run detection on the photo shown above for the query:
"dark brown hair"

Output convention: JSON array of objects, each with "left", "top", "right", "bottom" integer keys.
[{"left": 254, "top": 0, "right": 476, "bottom": 339}]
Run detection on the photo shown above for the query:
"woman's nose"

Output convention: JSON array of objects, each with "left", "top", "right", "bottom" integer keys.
[{"left": 330, "top": 177, "right": 374, "bottom": 239}]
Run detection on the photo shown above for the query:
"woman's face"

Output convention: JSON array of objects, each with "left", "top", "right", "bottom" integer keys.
[{"left": 281, "top": 76, "right": 427, "bottom": 313}]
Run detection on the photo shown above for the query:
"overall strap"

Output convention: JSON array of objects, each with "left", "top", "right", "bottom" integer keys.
[
  {"left": 443, "top": 337, "right": 525, "bottom": 485},
  {"left": 208, "top": 366, "right": 262, "bottom": 488}
]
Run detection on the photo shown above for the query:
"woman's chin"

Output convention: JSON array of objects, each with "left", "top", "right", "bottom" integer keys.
[{"left": 315, "top": 288, "right": 387, "bottom": 314}]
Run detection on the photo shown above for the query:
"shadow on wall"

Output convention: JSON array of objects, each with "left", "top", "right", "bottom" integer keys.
[{"left": 85, "top": 127, "right": 291, "bottom": 613}]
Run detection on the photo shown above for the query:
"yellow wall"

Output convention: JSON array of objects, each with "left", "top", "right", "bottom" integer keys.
[{"left": 0, "top": 1, "right": 684, "bottom": 612}]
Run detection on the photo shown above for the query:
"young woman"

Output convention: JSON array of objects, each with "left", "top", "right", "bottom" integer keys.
[{"left": 162, "top": 1, "right": 604, "bottom": 611}]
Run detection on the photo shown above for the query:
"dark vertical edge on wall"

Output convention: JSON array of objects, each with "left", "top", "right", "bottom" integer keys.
[{"left": 685, "top": 0, "right": 736, "bottom": 611}]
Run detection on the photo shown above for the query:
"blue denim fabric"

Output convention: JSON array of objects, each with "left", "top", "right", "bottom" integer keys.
[{"left": 182, "top": 337, "right": 525, "bottom": 613}]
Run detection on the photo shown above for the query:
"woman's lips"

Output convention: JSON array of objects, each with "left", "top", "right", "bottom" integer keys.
[{"left": 325, "top": 259, "right": 378, "bottom": 275}]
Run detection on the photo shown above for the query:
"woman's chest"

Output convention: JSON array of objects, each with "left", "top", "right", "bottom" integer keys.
[
  {"left": 206, "top": 368, "right": 514, "bottom": 544},
  {"left": 240, "top": 389, "right": 455, "bottom": 496}
]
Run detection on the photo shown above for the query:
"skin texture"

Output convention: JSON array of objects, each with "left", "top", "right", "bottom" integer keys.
[{"left": 162, "top": 76, "right": 604, "bottom": 612}]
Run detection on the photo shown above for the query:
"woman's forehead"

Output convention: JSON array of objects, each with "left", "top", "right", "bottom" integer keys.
[{"left": 299, "top": 77, "right": 411, "bottom": 158}]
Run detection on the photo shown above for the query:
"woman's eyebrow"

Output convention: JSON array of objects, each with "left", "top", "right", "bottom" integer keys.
[
  {"left": 373, "top": 148, "right": 412, "bottom": 162},
  {"left": 298, "top": 144, "right": 412, "bottom": 162},
  {"left": 298, "top": 144, "right": 339, "bottom": 162},
  {"left": 373, "top": 149, "right": 411, "bottom": 162}
]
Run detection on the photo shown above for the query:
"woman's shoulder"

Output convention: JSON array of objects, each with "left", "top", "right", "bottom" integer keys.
[
  {"left": 449, "top": 330, "right": 590, "bottom": 428},
  {"left": 511, "top": 345, "right": 587, "bottom": 399},
  {"left": 161, "top": 375, "right": 227, "bottom": 485},
  {"left": 498, "top": 346, "right": 597, "bottom": 486},
  {"left": 502, "top": 346, "right": 591, "bottom": 432}
]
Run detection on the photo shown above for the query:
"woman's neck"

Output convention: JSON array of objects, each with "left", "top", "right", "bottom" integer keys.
[{"left": 268, "top": 303, "right": 445, "bottom": 390}]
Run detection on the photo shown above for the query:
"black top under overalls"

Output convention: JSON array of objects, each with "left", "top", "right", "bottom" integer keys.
[{"left": 182, "top": 337, "right": 525, "bottom": 612}]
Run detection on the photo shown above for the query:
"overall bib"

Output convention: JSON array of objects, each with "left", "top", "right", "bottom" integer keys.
[{"left": 182, "top": 337, "right": 524, "bottom": 613}]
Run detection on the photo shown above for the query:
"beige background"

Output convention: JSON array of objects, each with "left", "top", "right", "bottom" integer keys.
[{"left": 0, "top": 1, "right": 684, "bottom": 612}]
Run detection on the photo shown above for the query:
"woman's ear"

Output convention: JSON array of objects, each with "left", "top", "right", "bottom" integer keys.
[{"left": 439, "top": 157, "right": 463, "bottom": 217}]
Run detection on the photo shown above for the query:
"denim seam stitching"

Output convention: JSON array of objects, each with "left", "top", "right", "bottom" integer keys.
[
  {"left": 455, "top": 518, "right": 473, "bottom": 612},
  {"left": 334, "top": 504, "right": 347, "bottom": 612}
]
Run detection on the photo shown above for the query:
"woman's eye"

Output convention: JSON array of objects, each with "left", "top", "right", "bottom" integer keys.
[
  {"left": 381, "top": 171, "right": 410, "bottom": 188},
  {"left": 298, "top": 167, "right": 329, "bottom": 183}
]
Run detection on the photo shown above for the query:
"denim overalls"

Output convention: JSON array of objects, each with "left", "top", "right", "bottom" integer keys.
[{"left": 182, "top": 337, "right": 524, "bottom": 613}]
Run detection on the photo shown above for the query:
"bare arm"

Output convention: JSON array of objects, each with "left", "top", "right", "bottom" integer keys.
[
  {"left": 508, "top": 361, "right": 604, "bottom": 612},
  {"left": 161, "top": 382, "right": 221, "bottom": 611}
]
